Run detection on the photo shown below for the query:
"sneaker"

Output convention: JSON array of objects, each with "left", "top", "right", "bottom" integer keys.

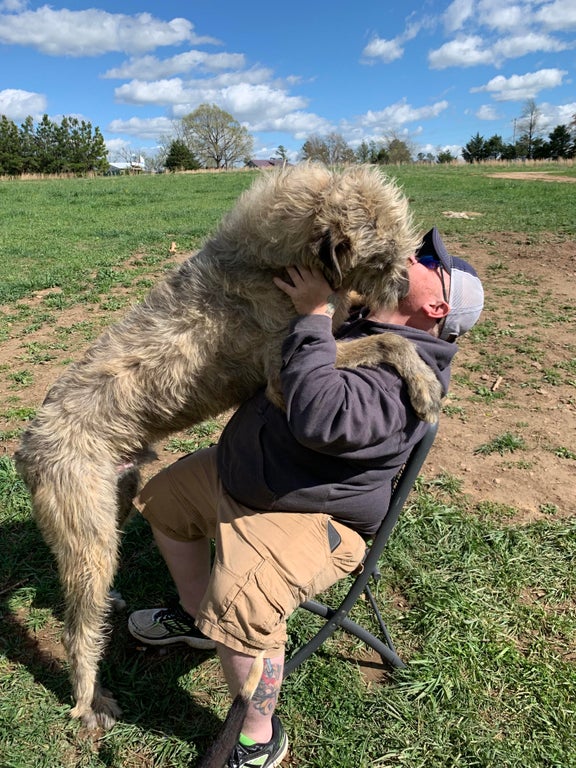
[
  {"left": 128, "top": 601, "right": 216, "bottom": 649},
  {"left": 226, "top": 715, "right": 288, "bottom": 768}
]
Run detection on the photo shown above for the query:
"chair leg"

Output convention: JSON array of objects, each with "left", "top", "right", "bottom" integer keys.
[{"left": 284, "top": 599, "right": 406, "bottom": 678}]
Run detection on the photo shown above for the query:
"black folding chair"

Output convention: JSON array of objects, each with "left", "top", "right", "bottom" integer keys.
[{"left": 284, "top": 420, "right": 438, "bottom": 677}]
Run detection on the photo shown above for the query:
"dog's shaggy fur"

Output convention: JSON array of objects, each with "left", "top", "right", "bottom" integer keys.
[{"left": 15, "top": 163, "right": 442, "bottom": 730}]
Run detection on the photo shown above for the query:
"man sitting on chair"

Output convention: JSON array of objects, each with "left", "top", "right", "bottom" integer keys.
[{"left": 128, "top": 228, "right": 484, "bottom": 768}]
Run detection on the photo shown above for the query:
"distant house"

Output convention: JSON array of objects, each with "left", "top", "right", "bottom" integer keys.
[
  {"left": 245, "top": 158, "right": 291, "bottom": 169},
  {"left": 108, "top": 155, "right": 146, "bottom": 175}
]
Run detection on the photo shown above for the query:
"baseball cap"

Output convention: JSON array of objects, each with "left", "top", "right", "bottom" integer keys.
[{"left": 415, "top": 227, "right": 484, "bottom": 342}]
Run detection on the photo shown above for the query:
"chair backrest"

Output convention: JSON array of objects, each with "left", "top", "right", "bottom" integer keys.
[{"left": 362, "top": 420, "right": 438, "bottom": 574}]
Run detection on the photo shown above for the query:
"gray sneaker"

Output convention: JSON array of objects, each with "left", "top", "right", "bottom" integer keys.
[{"left": 128, "top": 601, "right": 216, "bottom": 649}]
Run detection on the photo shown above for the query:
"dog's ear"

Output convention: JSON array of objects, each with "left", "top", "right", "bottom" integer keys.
[{"left": 316, "top": 229, "right": 351, "bottom": 289}]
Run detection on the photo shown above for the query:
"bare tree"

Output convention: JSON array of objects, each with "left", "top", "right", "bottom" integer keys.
[
  {"left": 516, "top": 99, "right": 544, "bottom": 159},
  {"left": 180, "top": 104, "right": 253, "bottom": 169},
  {"left": 300, "top": 132, "right": 355, "bottom": 165}
]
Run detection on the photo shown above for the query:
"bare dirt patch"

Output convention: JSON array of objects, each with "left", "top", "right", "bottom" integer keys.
[
  {"left": 425, "top": 231, "right": 576, "bottom": 522},
  {"left": 1, "top": 231, "right": 575, "bottom": 524},
  {"left": 485, "top": 172, "right": 576, "bottom": 183}
]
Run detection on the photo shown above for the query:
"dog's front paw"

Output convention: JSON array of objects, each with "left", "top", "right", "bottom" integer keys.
[
  {"left": 406, "top": 366, "right": 442, "bottom": 423},
  {"left": 70, "top": 690, "right": 122, "bottom": 731},
  {"left": 335, "top": 334, "right": 442, "bottom": 423},
  {"left": 109, "top": 589, "right": 126, "bottom": 612}
]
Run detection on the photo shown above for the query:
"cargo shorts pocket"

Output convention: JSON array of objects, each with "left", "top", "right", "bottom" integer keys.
[{"left": 206, "top": 559, "right": 299, "bottom": 649}]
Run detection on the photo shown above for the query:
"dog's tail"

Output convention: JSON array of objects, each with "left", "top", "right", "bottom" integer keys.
[{"left": 196, "top": 651, "right": 265, "bottom": 768}]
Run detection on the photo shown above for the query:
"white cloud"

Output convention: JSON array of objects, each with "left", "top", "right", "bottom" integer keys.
[
  {"left": 471, "top": 68, "right": 568, "bottom": 101},
  {"left": 218, "top": 83, "right": 308, "bottom": 124},
  {"left": 115, "top": 79, "right": 189, "bottom": 106},
  {"left": 476, "top": 104, "right": 500, "bottom": 120},
  {"left": 443, "top": 0, "right": 475, "bottom": 33},
  {"left": 115, "top": 78, "right": 309, "bottom": 129},
  {"left": 103, "top": 51, "right": 246, "bottom": 80},
  {"left": 478, "top": 2, "right": 526, "bottom": 32},
  {"left": 0, "top": 88, "right": 46, "bottom": 120},
  {"left": 107, "top": 106, "right": 330, "bottom": 145},
  {"left": 372, "top": 100, "right": 449, "bottom": 125},
  {"left": 537, "top": 101, "right": 576, "bottom": 130},
  {"left": 361, "top": 18, "right": 425, "bottom": 65},
  {"left": 535, "top": 0, "right": 576, "bottom": 30},
  {"left": 352, "top": 99, "right": 449, "bottom": 135},
  {"left": 192, "top": 68, "right": 276, "bottom": 89},
  {"left": 429, "top": 35, "right": 494, "bottom": 68},
  {"left": 493, "top": 32, "right": 568, "bottom": 59},
  {"left": 105, "top": 137, "right": 132, "bottom": 157},
  {"left": 251, "top": 111, "right": 333, "bottom": 140},
  {"left": 0, "top": 7, "right": 215, "bottom": 56},
  {"left": 362, "top": 36, "right": 404, "bottom": 64},
  {"left": 107, "top": 116, "right": 175, "bottom": 140},
  {"left": 0, "top": 0, "right": 28, "bottom": 10}
]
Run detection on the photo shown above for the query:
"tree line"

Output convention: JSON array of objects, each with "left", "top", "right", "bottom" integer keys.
[
  {"left": 462, "top": 100, "right": 575, "bottom": 163},
  {"left": 1, "top": 99, "right": 575, "bottom": 177},
  {"left": 164, "top": 101, "right": 576, "bottom": 172},
  {"left": 0, "top": 114, "right": 108, "bottom": 176}
]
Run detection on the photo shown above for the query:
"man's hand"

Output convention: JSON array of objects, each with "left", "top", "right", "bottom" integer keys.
[{"left": 273, "top": 266, "right": 341, "bottom": 317}]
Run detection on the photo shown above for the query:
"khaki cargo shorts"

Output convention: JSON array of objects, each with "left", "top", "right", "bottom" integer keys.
[{"left": 137, "top": 446, "right": 366, "bottom": 655}]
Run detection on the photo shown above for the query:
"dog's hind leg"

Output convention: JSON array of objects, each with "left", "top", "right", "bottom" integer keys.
[
  {"left": 34, "top": 467, "right": 123, "bottom": 729},
  {"left": 108, "top": 464, "right": 142, "bottom": 612}
]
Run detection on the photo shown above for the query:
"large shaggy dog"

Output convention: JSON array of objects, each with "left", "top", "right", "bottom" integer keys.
[{"left": 15, "top": 163, "right": 442, "bottom": 731}]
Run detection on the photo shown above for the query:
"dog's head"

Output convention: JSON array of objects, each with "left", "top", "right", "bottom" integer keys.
[
  {"left": 308, "top": 165, "right": 418, "bottom": 310},
  {"left": 216, "top": 163, "right": 418, "bottom": 311}
]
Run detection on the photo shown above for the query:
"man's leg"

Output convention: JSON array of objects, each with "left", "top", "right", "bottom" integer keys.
[
  {"left": 195, "top": 508, "right": 366, "bottom": 763},
  {"left": 218, "top": 645, "right": 285, "bottom": 744},
  {"left": 128, "top": 447, "right": 220, "bottom": 648},
  {"left": 151, "top": 526, "right": 211, "bottom": 617}
]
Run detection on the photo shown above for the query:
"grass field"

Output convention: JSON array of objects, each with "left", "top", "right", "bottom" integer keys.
[{"left": 0, "top": 163, "right": 575, "bottom": 768}]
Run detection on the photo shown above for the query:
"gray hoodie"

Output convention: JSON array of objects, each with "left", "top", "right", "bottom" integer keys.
[{"left": 217, "top": 313, "right": 456, "bottom": 536}]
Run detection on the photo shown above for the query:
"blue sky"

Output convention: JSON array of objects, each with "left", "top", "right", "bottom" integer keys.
[{"left": 0, "top": 0, "right": 574, "bottom": 161}]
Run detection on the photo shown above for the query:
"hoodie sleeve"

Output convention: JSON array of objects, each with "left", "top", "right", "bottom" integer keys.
[{"left": 279, "top": 314, "right": 414, "bottom": 457}]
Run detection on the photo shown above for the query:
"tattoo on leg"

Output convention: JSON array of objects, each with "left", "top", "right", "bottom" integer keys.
[{"left": 251, "top": 659, "right": 282, "bottom": 716}]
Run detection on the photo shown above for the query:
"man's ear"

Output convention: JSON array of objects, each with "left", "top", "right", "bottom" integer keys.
[{"left": 425, "top": 299, "right": 450, "bottom": 321}]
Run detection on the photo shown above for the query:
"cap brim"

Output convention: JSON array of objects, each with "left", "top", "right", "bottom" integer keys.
[{"left": 416, "top": 227, "right": 453, "bottom": 272}]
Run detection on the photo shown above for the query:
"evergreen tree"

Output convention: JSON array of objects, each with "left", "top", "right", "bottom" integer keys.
[
  {"left": 0, "top": 114, "right": 109, "bottom": 175},
  {"left": 19, "top": 116, "right": 38, "bottom": 173},
  {"left": 547, "top": 125, "right": 573, "bottom": 159},
  {"left": 35, "top": 114, "right": 59, "bottom": 173},
  {"left": 485, "top": 134, "right": 505, "bottom": 160},
  {"left": 437, "top": 150, "right": 455, "bottom": 163},
  {"left": 165, "top": 139, "right": 199, "bottom": 171},
  {"left": 0, "top": 115, "right": 23, "bottom": 175},
  {"left": 462, "top": 133, "right": 489, "bottom": 163}
]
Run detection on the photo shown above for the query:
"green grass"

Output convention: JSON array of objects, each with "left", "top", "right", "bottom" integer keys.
[
  {"left": 0, "top": 171, "right": 256, "bottom": 303},
  {"left": 390, "top": 163, "right": 576, "bottom": 238},
  {"left": 474, "top": 432, "right": 527, "bottom": 456},
  {"left": 1, "top": 459, "right": 575, "bottom": 767}
]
